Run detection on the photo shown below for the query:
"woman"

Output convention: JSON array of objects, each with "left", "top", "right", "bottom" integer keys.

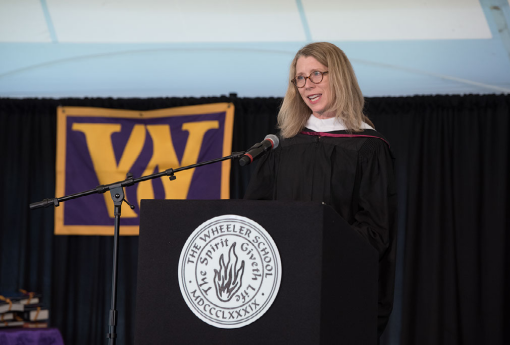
[{"left": 244, "top": 42, "right": 397, "bottom": 338}]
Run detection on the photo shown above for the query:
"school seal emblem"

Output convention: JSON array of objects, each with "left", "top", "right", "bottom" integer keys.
[{"left": 178, "top": 215, "right": 282, "bottom": 328}]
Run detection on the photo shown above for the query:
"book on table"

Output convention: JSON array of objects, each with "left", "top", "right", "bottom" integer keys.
[
  {"left": 22, "top": 321, "right": 49, "bottom": 328},
  {"left": 0, "top": 319, "right": 24, "bottom": 328},
  {"left": 0, "top": 312, "right": 14, "bottom": 321},
  {"left": 21, "top": 305, "right": 49, "bottom": 321},
  {"left": 0, "top": 300, "right": 24, "bottom": 313},
  {"left": 0, "top": 291, "right": 41, "bottom": 305}
]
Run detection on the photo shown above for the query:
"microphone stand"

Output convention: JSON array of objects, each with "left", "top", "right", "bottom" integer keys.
[{"left": 30, "top": 152, "right": 245, "bottom": 345}]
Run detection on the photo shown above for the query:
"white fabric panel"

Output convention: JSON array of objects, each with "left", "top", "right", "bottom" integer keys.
[
  {"left": 0, "top": 0, "right": 51, "bottom": 42},
  {"left": 303, "top": 0, "right": 492, "bottom": 41},
  {"left": 46, "top": 0, "right": 305, "bottom": 43}
]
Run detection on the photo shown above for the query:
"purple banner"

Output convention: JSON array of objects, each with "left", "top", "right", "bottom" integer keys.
[{"left": 55, "top": 104, "right": 234, "bottom": 235}]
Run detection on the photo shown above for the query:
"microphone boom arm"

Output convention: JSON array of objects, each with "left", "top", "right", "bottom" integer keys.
[{"left": 29, "top": 151, "right": 246, "bottom": 210}]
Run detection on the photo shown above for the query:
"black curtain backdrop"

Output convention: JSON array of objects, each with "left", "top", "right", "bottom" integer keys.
[{"left": 0, "top": 95, "right": 508, "bottom": 345}]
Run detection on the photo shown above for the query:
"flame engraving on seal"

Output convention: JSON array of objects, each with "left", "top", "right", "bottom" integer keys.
[{"left": 213, "top": 242, "right": 245, "bottom": 302}]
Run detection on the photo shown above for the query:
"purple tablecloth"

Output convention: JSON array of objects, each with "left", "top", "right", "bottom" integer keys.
[{"left": 0, "top": 328, "right": 64, "bottom": 345}]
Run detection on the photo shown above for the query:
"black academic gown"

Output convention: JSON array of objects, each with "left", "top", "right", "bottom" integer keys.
[{"left": 244, "top": 128, "right": 397, "bottom": 337}]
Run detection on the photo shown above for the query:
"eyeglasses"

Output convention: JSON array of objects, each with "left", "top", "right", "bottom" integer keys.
[{"left": 291, "top": 71, "right": 328, "bottom": 88}]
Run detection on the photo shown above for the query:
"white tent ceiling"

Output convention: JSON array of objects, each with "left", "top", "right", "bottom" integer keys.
[{"left": 0, "top": 0, "right": 509, "bottom": 97}]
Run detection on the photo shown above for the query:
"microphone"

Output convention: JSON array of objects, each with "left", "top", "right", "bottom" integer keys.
[{"left": 239, "top": 134, "right": 279, "bottom": 166}]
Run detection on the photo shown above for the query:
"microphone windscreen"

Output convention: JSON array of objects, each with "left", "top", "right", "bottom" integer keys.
[{"left": 264, "top": 134, "right": 280, "bottom": 149}]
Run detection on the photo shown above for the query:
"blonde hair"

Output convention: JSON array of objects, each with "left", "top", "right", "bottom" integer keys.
[{"left": 278, "top": 42, "right": 374, "bottom": 138}]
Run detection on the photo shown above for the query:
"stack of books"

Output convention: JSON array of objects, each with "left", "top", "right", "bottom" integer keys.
[{"left": 0, "top": 290, "right": 49, "bottom": 328}]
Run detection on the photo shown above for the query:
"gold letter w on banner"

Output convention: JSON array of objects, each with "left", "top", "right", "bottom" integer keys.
[{"left": 73, "top": 121, "right": 219, "bottom": 218}]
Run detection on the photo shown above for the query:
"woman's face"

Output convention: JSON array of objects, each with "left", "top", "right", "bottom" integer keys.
[{"left": 295, "top": 56, "right": 333, "bottom": 119}]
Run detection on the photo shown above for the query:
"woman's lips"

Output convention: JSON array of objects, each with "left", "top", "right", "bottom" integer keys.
[{"left": 307, "top": 94, "right": 322, "bottom": 104}]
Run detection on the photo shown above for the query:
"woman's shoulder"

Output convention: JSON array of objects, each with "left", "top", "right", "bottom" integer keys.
[
  {"left": 355, "top": 130, "right": 393, "bottom": 160},
  {"left": 355, "top": 129, "right": 391, "bottom": 148}
]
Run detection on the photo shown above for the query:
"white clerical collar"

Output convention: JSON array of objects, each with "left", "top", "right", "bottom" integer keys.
[{"left": 305, "top": 114, "right": 374, "bottom": 132}]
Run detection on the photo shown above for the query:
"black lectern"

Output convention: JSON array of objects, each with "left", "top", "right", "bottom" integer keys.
[{"left": 135, "top": 200, "right": 378, "bottom": 344}]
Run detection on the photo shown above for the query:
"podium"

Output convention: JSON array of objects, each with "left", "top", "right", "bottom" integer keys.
[{"left": 135, "top": 200, "right": 378, "bottom": 344}]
